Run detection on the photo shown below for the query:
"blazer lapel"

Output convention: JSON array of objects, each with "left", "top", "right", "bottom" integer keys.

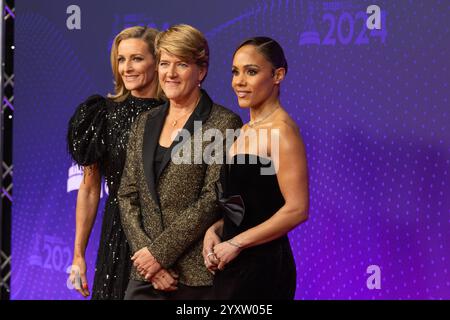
[
  {"left": 143, "top": 103, "right": 169, "bottom": 204},
  {"left": 155, "top": 89, "right": 213, "bottom": 181}
]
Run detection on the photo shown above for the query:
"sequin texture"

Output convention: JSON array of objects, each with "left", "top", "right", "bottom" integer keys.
[
  {"left": 67, "top": 94, "right": 161, "bottom": 299},
  {"left": 118, "top": 98, "right": 243, "bottom": 286}
]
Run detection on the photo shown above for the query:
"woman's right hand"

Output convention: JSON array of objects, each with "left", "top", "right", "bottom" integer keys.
[
  {"left": 69, "top": 256, "right": 90, "bottom": 297},
  {"left": 70, "top": 164, "right": 100, "bottom": 298},
  {"left": 202, "top": 225, "right": 222, "bottom": 274}
]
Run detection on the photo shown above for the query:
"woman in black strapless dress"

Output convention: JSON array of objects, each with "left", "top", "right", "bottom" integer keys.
[{"left": 203, "top": 37, "right": 309, "bottom": 300}]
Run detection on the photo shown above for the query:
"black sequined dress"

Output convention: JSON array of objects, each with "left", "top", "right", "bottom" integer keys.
[{"left": 67, "top": 94, "right": 161, "bottom": 299}]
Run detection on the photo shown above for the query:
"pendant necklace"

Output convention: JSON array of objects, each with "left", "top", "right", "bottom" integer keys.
[{"left": 170, "top": 95, "right": 201, "bottom": 127}]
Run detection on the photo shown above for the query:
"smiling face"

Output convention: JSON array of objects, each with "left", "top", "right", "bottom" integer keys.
[
  {"left": 158, "top": 50, "right": 206, "bottom": 104},
  {"left": 232, "top": 45, "right": 283, "bottom": 109},
  {"left": 117, "top": 38, "right": 156, "bottom": 98}
]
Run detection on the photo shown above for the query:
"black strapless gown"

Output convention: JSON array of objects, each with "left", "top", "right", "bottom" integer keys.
[{"left": 213, "top": 154, "right": 296, "bottom": 300}]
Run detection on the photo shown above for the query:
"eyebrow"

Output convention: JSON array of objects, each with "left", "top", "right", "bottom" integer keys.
[
  {"left": 159, "top": 59, "right": 188, "bottom": 63},
  {"left": 117, "top": 53, "right": 144, "bottom": 57},
  {"left": 232, "top": 64, "right": 260, "bottom": 69}
]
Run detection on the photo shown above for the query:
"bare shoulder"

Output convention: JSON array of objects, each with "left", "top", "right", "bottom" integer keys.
[
  {"left": 270, "top": 108, "right": 302, "bottom": 141},
  {"left": 268, "top": 110, "right": 307, "bottom": 172}
]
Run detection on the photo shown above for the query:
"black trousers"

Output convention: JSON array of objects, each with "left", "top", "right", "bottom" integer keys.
[{"left": 124, "top": 279, "right": 213, "bottom": 300}]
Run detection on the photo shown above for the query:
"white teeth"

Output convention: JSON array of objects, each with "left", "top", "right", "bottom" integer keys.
[{"left": 237, "top": 92, "right": 249, "bottom": 98}]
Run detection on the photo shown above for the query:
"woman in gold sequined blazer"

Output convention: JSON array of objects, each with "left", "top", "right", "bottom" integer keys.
[{"left": 118, "top": 24, "right": 242, "bottom": 300}]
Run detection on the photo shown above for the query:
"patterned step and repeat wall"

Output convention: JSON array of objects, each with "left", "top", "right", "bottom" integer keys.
[{"left": 12, "top": 0, "right": 449, "bottom": 299}]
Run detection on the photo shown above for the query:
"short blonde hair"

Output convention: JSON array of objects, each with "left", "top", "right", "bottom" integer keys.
[
  {"left": 155, "top": 24, "right": 209, "bottom": 81},
  {"left": 109, "top": 26, "right": 162, "bottom": 101}
]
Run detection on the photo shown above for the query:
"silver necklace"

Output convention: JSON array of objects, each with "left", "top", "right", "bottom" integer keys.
[{"left": 248, "top": 105, "right": 280, "bottom": 128}]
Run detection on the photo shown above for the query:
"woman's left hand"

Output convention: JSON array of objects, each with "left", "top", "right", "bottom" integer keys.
[
  {"left": 202, "top": 226, "right": 222, "bottom": 274},
  {"left": 151, "top": 269, "right": 179, "bottom": 291},
  {"left": 213, "top": 240, "right": 242, "bottom": 270}
]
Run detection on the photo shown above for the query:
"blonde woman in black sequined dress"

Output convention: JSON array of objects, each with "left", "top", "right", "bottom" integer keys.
[{"left": 67, "top": 26, "right": 163, "bottom": 299}]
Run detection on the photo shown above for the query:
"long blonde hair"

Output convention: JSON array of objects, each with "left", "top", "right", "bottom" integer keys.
[{"left": 108, "top": 26, "right": 163, "bottom": 102}]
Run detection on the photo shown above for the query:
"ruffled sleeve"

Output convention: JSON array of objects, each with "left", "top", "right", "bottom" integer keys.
[{"left": 67, "top": 95, "right": 108, "bottom": 166}]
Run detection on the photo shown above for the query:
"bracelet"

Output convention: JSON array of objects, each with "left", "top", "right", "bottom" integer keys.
[{"left": 227, "top": 239, "right": 242, "bottom": 248}]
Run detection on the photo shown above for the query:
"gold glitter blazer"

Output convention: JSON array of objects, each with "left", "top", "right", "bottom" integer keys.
[{"left": 118, "top": 91, "right": 243, "bottom": 286}]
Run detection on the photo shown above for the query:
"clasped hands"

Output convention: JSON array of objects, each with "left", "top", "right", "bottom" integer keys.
[{"left": 132, "top": 247, "right": 178, "bottom": 291}]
